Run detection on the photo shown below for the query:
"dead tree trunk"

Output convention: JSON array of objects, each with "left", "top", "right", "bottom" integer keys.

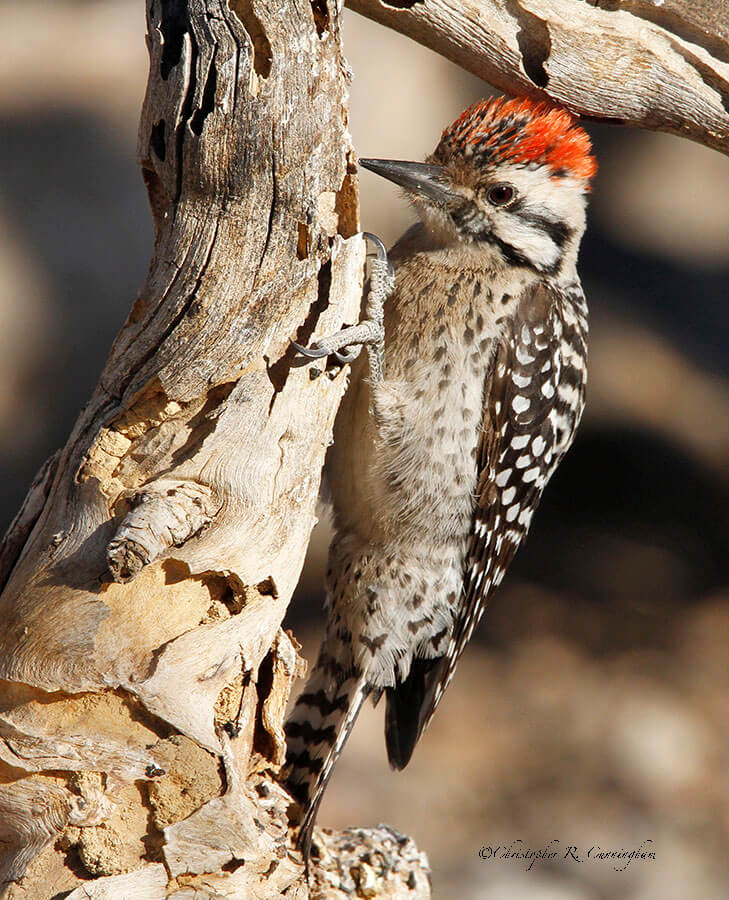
[{"left": 0, "top": 1, "right": 429, "bottom": 898}]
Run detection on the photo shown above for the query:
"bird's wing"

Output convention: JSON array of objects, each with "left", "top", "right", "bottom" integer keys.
[{"left": 385, "top": 280, "right": 588, "bottom": 767}]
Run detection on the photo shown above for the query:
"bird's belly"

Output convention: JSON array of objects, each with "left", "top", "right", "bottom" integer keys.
[
  {"left": 368, "top": 355, "right": 485, "bottom": 542},
  {"left": 325, "top": 351, "right": 488, "bottom": 685}
]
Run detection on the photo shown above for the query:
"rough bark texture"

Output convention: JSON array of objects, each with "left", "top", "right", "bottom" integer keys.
[
  {"left": 0, "top": 1, "right": 430, "bottom": 897},
  {"left": 348, "top": 0, "right": 729, "bottom": 155}
]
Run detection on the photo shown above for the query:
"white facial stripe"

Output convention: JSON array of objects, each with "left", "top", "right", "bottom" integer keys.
[{"left": 494, "top": 216, "right": 561, "bottom": 271}]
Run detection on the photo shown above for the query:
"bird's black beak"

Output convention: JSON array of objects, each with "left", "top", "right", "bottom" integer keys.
[{"left": 359, "top": 158, "right": 460, "bottom": 206}]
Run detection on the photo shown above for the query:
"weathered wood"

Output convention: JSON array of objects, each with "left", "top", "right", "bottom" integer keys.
[
  {"left": 63, "top": 865, "right": 168, "bottom": 900},
  {"left": 348, "top": 0, "right": 729, "bottom": 155},
  {"left": 313, "top": 827, "right": 432, "bottom": 899},
  {"left": 0, "top": 1, "right": 430, "bottom": 897}
]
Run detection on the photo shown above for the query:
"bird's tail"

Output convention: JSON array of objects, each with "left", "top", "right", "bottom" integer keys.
[{"left": 284, "top": 647, "right": 369, "bottom": 859}]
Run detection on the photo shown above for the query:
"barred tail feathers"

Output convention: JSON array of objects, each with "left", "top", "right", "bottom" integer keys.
[{"left": 285, "top": 653, "right": 369, "bottom": 859}]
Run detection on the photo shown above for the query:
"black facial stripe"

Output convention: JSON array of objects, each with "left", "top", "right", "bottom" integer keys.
[
  {"left": 520, "top": 212, "right": 574, "bottom": 249},
  {"left": 452, "top": 202, "right": 564, "bottom": 276},
  {"left": 509, "top": 196, "right": 573, "bottom": 250},
  {"left": 476, "top": 229, "right": 530, "bottom": 268},
  {"left": 472, "top": 228, "right": 559, "bottom": 276}
]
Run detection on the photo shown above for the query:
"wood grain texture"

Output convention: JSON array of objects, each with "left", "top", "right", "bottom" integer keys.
[
  {"left": 348, "top": 0, "right": 729, "bottom": 154},
  {"left": 0, "top": 0, "right": 429, "bottom": 896},
  {"left": 63, "top": 866, "right": 168, "bottom": 900}
]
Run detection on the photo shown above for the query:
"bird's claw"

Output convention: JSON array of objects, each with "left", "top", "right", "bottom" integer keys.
[
  {"left": 290, "top": 340, "right": 330, "bottom": 360},
  {"left": 291, "top": 231, "right": 393, "bottom": 382},
  {"left": 291, "top": 340, "right": 357, "bottom": 365},
  {"left": 363, "top": 231, "right": 396, "bottom": 280},
  {"left": 331, "top": 348, "right": 358, "bottom": 364}
]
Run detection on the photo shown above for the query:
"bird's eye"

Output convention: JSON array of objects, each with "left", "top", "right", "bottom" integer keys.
[{"left": 487, "top": 184, "right": 515, "bottom": 206}]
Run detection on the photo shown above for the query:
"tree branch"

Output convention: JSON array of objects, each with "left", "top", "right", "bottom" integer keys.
[{"left": 348, "top": 0, "right": 729, "bottom": 155}]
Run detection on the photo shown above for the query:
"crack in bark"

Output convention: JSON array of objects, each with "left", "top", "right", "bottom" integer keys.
[
  {"left": 505, "top": 0, "right": 551, "bottom": 88},
  {"left": 311, "top": 0, "right": 330, "bottom": 37},
  {"left": 173, "top": 23, "right": 198, "bottom": 203},
  {"left": 379, "top": 0, "right": 424, "bottom": 8},
  {"left": 190, "top": 47, "right": 218, "bottom": 135},
  {"left": 296, "top": 221, "right": 311, "bottom": 259},
  {"left": 150, "top": 119, "right": 167, "bottom": 161},
  {"left": 230, "top": 0, "right": 272, "bottom": 77},
  {"left": 290, "top": 260, "right": 333, "bottom": 355},
  {"left": 261, "top": 148, "right": 278, "bottom": 268},
  {"left": 159, "top": 0, "right": 188, "bottom": 79}
]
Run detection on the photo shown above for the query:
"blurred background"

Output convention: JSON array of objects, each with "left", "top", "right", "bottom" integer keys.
[{"left": 1, "top": 3, "right": 728, "bottom": 898}]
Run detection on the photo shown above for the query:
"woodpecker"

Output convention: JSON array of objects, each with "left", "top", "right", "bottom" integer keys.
[{"left": 286, "top": 96, "right": 597, "bottom": 856}]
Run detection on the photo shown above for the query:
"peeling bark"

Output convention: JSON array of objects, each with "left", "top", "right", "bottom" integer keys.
[
  {"left": 0, "top": 1, "right": 429, "bottom": 897},
  {"left": 348, "top": 0, "right": 729, "bottom": 155}
]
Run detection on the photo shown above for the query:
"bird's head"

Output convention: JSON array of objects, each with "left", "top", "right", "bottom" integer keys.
[{"left": 360, "top": 96, "right": 597, "bottom": 277}]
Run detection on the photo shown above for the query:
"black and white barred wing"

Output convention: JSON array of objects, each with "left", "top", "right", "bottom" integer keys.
[{"left": 427, "top": 281, "right": 588, "bottom": 726}]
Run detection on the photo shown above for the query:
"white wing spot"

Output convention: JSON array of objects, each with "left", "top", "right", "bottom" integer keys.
[
  {"left": 502, "top": 486, "right": 516, "bottom": 504},
  {"left": 512, "top": 395, "right": 530, "bottom": 413},
  {"left": 506, "top": 504, "right": 520, "bottom": 522},
  {"left": 541, "top": 360, "right": 551, "bottom": 372},
  {"left": 511, "top": 434, "right": 530, "bottom": 450},
  {"left": 495, "top": 468, "right": 512, "bottom": 487},
  {"left": 523, "top": 466, "right": 540, "bottom": 483},
  {"left": 532, "top": 436, "right": 546, "bottom": 455},
  {"left": 512, "top": 372, "right": 532, "bottom": 388},
  {"left": 519, "top": 508, "right": 534, "bottom": 526},
  {"left": 515, "top": 454, "right": 532, "bottom": 469},
  {"left": 516, "top": 346, "right": 536, "bottom": 364},
  {"left": 541, "top": 381, "right": 555, "bottom": 398}
]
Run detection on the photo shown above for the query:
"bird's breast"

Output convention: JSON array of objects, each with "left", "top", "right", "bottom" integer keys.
[{"left": 365, "top": 284, "right": 503, "bottom": 543}]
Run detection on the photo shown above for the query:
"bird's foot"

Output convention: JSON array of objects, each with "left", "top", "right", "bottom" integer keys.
[{"left": 292, "top": 232, "right": 394, "bottom": 381}]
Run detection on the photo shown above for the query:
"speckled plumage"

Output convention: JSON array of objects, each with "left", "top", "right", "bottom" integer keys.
[{"left": 286, "top": 97, "right": 595, "bottom": 855}]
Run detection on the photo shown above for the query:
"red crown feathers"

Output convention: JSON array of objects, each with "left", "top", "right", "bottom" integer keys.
[{"left": 438, "top": 97, "right": 597, "bottom": 182}]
